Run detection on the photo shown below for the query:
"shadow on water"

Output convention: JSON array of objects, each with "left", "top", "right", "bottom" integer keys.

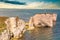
[{"left": 19, "top": 28, "right": 53, "bottom": 40}]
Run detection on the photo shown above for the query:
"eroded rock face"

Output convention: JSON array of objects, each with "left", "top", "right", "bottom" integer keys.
[
  {"left": 0, "top": 30, "right": 10, "bottom": 40},
  {"left": 5, "top": 17, "right": 25, "bottom": 38},
  {"left": 29, "top": 13, "right": 57, "bottom": 28}
]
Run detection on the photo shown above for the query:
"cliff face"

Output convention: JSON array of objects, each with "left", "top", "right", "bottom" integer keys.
[
  {"left": 29, "top": 13, "right": 57, "bottom": 28},
  {"left": 0, "top": 13, "right": 57, "bottom": 40},
  {"left": 5, "top": 17, "right": 25, "bottom": 38},
  {"left": 0, "top": 30, "right": 10, "bottom": 40}
]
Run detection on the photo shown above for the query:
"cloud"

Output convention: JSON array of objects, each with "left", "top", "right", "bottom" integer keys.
[
  {"left": 0, "top": 2, "right": 60, "bottom": 9},
  {"left": 0, "top": 0, "right": 26, "bottom": 5}
]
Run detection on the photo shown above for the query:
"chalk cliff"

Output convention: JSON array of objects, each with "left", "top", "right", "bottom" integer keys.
[
  {"left": 5, "top": 17, "right": 25, "bottom": 38},
  {"left": 29, "top": 13, "right": 57, "bottom": 28}
]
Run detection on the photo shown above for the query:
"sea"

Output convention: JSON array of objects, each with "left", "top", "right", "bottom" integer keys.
[{"left": 0, "top": 9, "right": 60, "bottom": 40}]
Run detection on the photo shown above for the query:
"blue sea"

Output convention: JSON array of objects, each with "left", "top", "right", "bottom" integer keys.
[{"left": 0, "top": 9, "right": 60, "bottom": 40}]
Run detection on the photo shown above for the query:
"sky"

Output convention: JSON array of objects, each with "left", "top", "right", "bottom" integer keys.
[{"left": 0, "top": 0, "right": 60, "bottom": 9}]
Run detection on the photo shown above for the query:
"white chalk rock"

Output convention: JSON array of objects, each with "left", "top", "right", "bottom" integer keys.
[
  {"left": 29, "top": 13, "right": 57, "bottom": 28},
  {"left": 5, "top": 17, "right": 25, "bottom": 38},
  {"left": 0, "top": 30, "right": 10, "bottom": 40}
]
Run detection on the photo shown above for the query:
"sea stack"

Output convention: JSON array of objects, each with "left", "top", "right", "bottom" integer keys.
[
  {"left": 5, "top": 17, "right": 25, "bottom": 38},
  {"left": 29, "top": 13, "right": 57, "bottom": 28}
]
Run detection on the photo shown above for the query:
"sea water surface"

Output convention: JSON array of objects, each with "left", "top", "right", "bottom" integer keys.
[{"left": 0, "top": 9, "right": 60, "bottom": 40}]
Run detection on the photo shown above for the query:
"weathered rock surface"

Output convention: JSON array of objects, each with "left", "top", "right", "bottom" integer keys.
[
  {"left": 29, "top": 13, "right": 57, "bottom": 28},
  {"left": 5, "top": 17, "right": 25, "bottom": 38},
  {"left": 0, "top": 13, "right": 57, "bottom": 40},
  {"left": 0, "top": 30, "right": 10, "bottom": 40}
]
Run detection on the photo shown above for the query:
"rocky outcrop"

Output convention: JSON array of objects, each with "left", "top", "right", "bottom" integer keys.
[
  {"left": 0, "top": 30, "right": 10, "bottom": 40},
  {"left": 29, "top": 13, "right": 57, "bottom": 28},
  {"left": 0, "top": 13, "right": 57, "bottom": 40},
  {"left": 5, "top": 17, "right": 25, "bottom": 38}
]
